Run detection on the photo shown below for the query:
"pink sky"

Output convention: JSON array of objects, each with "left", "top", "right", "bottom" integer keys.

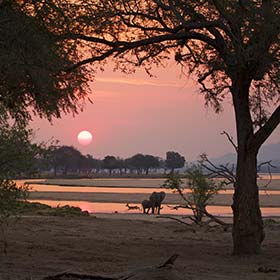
[{"left": 30, "top": 63, "right": 280, "bottom": 161}]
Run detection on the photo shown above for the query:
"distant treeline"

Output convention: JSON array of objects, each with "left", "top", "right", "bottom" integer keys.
[
  {"left": 26, "top": 145, "right": 280, "bottom": 178},
  {"left": 34, "top": 146, "right": 186, "bottom": 177}
]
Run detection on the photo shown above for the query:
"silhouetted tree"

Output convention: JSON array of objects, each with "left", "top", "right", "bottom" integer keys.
[
  {"left": 49, "top": 146, "right": 83, "bottom": 176},
  {"left": 166, "top": 152, "right": 185, "bottom": 173},
  {"left": 143, "top": 155, "right": 160, "bottom": 175},
  {"left": 80, "top": 154, "right": 95, "bottom": 175},
  {"left": 102, "top": 156, "right": 119, "bottom": 175},
  {"left": 127, "top": 154, "right": 146, "bottom": 174},
  {"left": 0, "top": 123, "right": 40, "bottom": 178},
  {"left": 0, "top": 1, "right": 90, "bottom": 125}
]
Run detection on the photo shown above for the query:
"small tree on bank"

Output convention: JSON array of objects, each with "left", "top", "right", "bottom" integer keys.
[
  {"left": 0, "top": 180, "right": 29, "bottom": 255},
  {"left": 162, "top": 167, "right": 224, "bottom": 223}
]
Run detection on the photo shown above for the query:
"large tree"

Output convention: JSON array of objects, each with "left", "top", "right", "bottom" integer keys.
[
  {"left": 0, "top": 0, "right": 90, "bottom": 124},
  {"left": 20, "top": 0, "right": 279, "bottom": 255},
  {"left": 166, "top": 151, "right": 186, "bottom": 172}
]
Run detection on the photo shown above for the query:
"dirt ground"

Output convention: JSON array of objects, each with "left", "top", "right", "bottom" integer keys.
[{"left": 0, "top": 215, "right": 279, "bottom": 280}]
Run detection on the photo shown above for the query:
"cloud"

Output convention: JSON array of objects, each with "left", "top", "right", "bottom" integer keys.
[{"left": 95, "top": 77, "right": 186, "bottom": 88}]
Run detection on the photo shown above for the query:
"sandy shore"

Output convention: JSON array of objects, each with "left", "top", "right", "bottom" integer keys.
[
  {"left": 28, "top": 191, "right": 280, "bottom": 207},
  {"left": 26, "top": 177, "right": 280, "bottom": 190},
  {"left": 0, "top": 215, "right": 279, "bottom": 280}
]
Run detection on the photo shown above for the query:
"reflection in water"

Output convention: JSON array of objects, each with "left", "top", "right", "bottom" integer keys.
[
  {"left": 28, "top": 199, "right": 280, "bottom": 217},
  {"left": 27, "top": 184, "right": 280, "bottom": 195}
]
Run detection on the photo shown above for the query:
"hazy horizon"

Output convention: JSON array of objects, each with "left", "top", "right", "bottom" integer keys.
[{"left": 30, "top": 63, "right": 280, "bottom": 161}]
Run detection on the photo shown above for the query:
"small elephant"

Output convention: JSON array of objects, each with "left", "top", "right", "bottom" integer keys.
[
  {"left": 149, "top": 191, "right": 166, "bottom": 214},
  {"left": 141, "top": 199, "right": 153, "bottom": 214}
]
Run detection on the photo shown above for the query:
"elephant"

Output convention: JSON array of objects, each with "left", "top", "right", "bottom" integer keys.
[
  {"left": 149, "top": 191, "right": 166, "bottom": 214},
  {"left": 141, "top": 199, "right": 153, "bottom": 214}
]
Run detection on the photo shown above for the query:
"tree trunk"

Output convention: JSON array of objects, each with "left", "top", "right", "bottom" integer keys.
[
  {"left": 231, "top": 78, "right": 265, "bottom": 255},
  {"left": 232, "top": 150, "right": 264, "bottom": 254}
]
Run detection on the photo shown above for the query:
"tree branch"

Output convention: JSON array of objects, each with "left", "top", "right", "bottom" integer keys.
[
  {"left": 252, "top": 105, "right": 280, "bottom": 151},
  {"left": 221, "top": 131, "right": 238, "bottom": 152}
]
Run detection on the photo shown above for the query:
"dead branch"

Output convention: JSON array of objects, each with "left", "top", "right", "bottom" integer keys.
[
  {"left": 166, "top": 204, "right": 230, "bottom": 228},
  {"left": 257, "top": 160, "right": 276, "bottom": 189},
  {"left": 203, "top": 210, "right": 232, "bottom": 228},
  {"left": 42, "top": 255, "right": 181, "bottom": 280},
  {"left": 221, "top": 131, "right": 238, "bottom": 152},
  {"left": 158, "top": 254, "right": 179, "bottom": 268},
  {"left": 43, "top": 272, "right": 116, "bottom": 280},
  {"left": 156, "top": 215, "right": 195, "bottom": 229},
  {"left": 199, "top": 154, "right": 236, "bottom": 184}
]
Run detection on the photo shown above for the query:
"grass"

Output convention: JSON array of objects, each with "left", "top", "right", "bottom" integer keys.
[{"left": 15, "top": 201, "right": 90, "bottom": 217}]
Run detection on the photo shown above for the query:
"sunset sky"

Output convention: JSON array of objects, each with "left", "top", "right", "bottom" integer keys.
[{"left": 31, "top": 62, "right": 280, "bottom": 161}]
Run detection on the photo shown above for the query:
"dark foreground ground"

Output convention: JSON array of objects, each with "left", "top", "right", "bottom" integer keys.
[{"left": 0, "top": 215, "right": 279, "bottom": 280}]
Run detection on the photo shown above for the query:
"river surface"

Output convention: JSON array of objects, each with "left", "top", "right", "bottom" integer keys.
[{"left": 17, "top": 177, "right": 280, "bottom": 216}]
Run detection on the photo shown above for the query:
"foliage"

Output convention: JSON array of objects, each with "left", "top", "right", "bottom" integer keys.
[
  {"left": 16, "top": 202, "right": 89, "bottom": 217},
  {"left": 0, "top": 180, "right": 29, "bottom": 254},
  {"left": 186, "top": 166, "right": 224, "bottom": 221},
  {"left": 166, "top": 151, "right": 185, "bottom": 172},
  {"left": 0, "top": 180, "right": 29, "bottom": 219},
  {"left": 0, "top": 0, "right": 90, "bottom": 124},
  {"left": 126, "top": 153, "right": 160, "bottom": 174},
  {"left": 102, "top": 155, "right": 119, "bottom": 174},
  {"left": 162, "top": 166, "right": 224, "bottom": 222},
  {"left": 46, "top": 145, "right": 83, "bottom": 176},
  {"left": 0, "top": 123, "right": 42, "bottom": 178}
]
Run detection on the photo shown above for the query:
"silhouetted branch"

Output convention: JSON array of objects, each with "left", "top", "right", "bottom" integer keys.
[
  {"left": 199, "top": 154, "right": 236, "bottom": 184},
  {"left": 43, "top": 255, "right": 180, "bottom": 280},
  {"left": 156, "top": 215, "right": 194, "bottom": 228},
  {"left": 257, "top": 160, "right": 276, "bottom": 189},
  {"left": 221, "top": 131, "right": 238, "bottom": 152}
]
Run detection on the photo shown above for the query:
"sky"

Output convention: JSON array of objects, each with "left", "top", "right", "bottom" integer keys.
[{"left": 30, "top": 62, "right": 280, "bottom": 161}]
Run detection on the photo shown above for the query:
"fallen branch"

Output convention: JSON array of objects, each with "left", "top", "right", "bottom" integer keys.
[
  {"left": 42, "top": 255, "right": 182, "bottom": 280},
  {"left": 166, "top": 204, "right": 231, "bottom": 228},
  {"left": 156, "top": 215, "right": 195, "bottom": 229},
  {"left": 43, "top": 272, "right": 116, "bottom": 280}
]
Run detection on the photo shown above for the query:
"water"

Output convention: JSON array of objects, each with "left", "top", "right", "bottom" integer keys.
[
  {"left": 17, "top": 176, "right": 280, "bottom": 216},
  {"left": 27, "top": 199, "right": 280, "bottom": 217},
  {"left": 28, "top": 184, "right": 280, "bottom": 195}
]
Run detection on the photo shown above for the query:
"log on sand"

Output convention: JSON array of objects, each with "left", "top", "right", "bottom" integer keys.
[{"left": 43, "top": 254, "right": 183, "bottom": 280}]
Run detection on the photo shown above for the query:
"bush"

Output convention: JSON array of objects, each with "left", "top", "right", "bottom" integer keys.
[
  {"left": 0, "top": 180, "right": 29, "bottom": 254},
  {"left": 162, "top": 165, "right": 225, "bottom": 222}
]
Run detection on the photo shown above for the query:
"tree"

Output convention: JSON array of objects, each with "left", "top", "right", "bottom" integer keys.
[
  {"left": 0, "top": 123, "right": 41, "bottom": 178},
  {"left": 102, "top": 155, "right": 119, "bottom": 175},
  {"left": 162, "top": 167, "right": 224, "bottom": 223},
  {"left": 166, "top": 151, "right": 186, "bottom": 173},
  {"left": 48, "top": 146, "right": 83, "bottom": 176},
  {"left": 0, "top": 180, "right": 28, "bottom": 254},
  {"left": 126, "top": 154, "right": 146, "bottom": 174},
  {"left": 0, "top": 0, "right": 90, "bottom": 125},
  {"left": 143, "top": 155, "right": 160, "bottom": 174},
  {"left": 23, "top": 0, "right": 279, "bottom": 254}
]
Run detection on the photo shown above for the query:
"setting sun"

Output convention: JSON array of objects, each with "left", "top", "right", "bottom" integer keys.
[{"left": 77, "top": 130, "right": 93, "bottom": 146}]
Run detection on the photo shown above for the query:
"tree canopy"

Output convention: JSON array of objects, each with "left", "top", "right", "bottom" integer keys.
[
  {"left": 0, "top": 123, "right": 40, "bottom": 178},
  {"left": 0, "top": 0, "right": 90, "bottom": 124},
  {"left": 166, "top": 151, "right": 185, "bottom": 171}
]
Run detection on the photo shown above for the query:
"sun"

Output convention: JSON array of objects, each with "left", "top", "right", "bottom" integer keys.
[{"left": 77, "top": 130, "right": 93, "bottom": 146}]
